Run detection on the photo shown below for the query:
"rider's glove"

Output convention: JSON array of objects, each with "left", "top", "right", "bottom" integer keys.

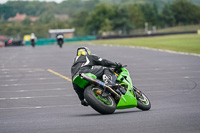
[
  {"left": 115, "top": 63, "right": 122, "bottom": 73},
  {"left": 116, "top": 62, "right": 122, "bottom": 69}
]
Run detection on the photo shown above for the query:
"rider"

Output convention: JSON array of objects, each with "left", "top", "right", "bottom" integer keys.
[
  {"left": 30, "top": 33, "right": 37, "bottom": 47},
  {"left": 71, "top": 47, "right": 122, "bottom": 106},
  {"left": 56, "top": 33, "right": 64, "bottom": 44}
]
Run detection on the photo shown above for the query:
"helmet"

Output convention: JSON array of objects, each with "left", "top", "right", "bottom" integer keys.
[{"left": 77, "top": 47, "right": 91, "bottom": 56}]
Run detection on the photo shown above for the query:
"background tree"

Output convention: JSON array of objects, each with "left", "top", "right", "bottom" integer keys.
[
  {"left": 141, "top": 3, "right": 159, "bottom": 27},
  {"left": 112, "top": 5, "right": 133, "bottom": 34},
  {"left": 161, "top": 3, "right": 175, "bottom": 26},
  {"left": 85, "top": 4, "right": 115, "bottom": 35},
  {"left": 171, "top": 0, "right": 199, "bottom": 25},
  {"left": 71, "top": 10, "right": 89, "bottom": 36},
  {"left": 127, "top": 4, "right": 145, "bottom": 28},
  {"left": 38, "top": 11, "right": 55, "bottom": 23},
  {"left": 98, "top": 18, "right": 113, "bottom": 35},
  {"left": 22, "top": 17, "right": 31, "bottom": 25},
  {"left": 0, "top": 0, "right": 200, "bottom": 38},
  {"left": 0, "top": 5, "right": 15, "bottom": 20}
]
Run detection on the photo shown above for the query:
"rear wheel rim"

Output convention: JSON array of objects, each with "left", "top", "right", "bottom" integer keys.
[{"left": 92, "top": 88, "right": 114, "bottom": 106}]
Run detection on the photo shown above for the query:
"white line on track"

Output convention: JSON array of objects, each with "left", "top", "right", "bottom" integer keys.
[
  {"left": 0, "top": 82, "right": 68, "bottom": 87},
  {"left": 0, "top": 94, "right": 76, "bottom": 100},
  {"left": 132, "top": 70, "right": 200, "bottom": 75},
  {"left": 0, "top": 104, "right": 80, "bottom": 110},
  {"left": 1, "top": 74, "right": 198, "bottom": 87},
  {"left": 0, "top": 68, "right": 45, "bottom": 71},
  {"left": 0, "top": 88, "right": 67, "bottom": 93},
  {"left": 0, "top": 73, "right": 53, "bottom": 78},
  {"left": 132, "top": 76, "right": 199, "bottom": 81},
  {"left": 1, "top": 78, "right": 199, "bottom": 88},
  {"left": 0, "top": 77, "right": 58, "bottom": 81}
]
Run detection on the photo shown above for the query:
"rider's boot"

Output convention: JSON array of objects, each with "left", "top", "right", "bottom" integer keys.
[{"left": 81, "top": 99, "right": 89, "bottom": 106}]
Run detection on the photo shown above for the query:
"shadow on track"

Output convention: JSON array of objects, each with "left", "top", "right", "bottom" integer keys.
[{"left": 72, "top": 109, "right": 145, "bottom": 117}]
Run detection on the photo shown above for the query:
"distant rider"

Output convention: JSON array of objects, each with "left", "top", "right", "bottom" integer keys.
[
  {"left": 56, "top": 33, "right": 64, "bottom": 46},
  {"left": 30, "top": 33, "right": 37, "bottom": 47},
  {"left": 71, "top": 47, "right": 122, "bottom": 106}
]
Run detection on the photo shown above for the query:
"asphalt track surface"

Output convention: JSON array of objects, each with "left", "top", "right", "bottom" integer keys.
[{"left": 0, "top": 43, "right": 200, "bottom": 133}]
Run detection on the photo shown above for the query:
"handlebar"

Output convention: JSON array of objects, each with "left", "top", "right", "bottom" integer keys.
[
  {"left": 113, "top": 64, "right": 127, "bottom": 74},
  {"left": 122, "top": 65, "right": 127, "bottom": 68}
]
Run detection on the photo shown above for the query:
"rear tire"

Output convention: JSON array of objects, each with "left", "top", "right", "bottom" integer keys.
[{"left": 84, "top": 86, "right": 116, "bottom": 114}]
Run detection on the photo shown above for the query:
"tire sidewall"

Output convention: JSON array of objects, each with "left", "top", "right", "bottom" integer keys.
[
  {"left": 84, "top": 86, "right": 116, "bottom": 114},
  {"left": 137, "top": 92, "right": 151, "bottom": 111}
]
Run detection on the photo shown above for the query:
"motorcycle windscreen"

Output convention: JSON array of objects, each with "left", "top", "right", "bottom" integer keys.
[{"left": 116, "top": 91, "right": 137, "bottom": 109}]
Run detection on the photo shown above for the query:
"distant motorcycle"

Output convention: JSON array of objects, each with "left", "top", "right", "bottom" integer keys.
[
  {"left": 30, "top": 33, "right": 36, "bottom": 47},
  {"left": 31, "top": 39, "right": 35, "bottom": 47},
  {"left": 73, "top": 65, "right": 151, "bottom": 114},
  {"left": 56, "top": 34, "right": 64, "bottom": 48},
  {"left": 57, "top": 38, "right": 63, "bottom": 48}
]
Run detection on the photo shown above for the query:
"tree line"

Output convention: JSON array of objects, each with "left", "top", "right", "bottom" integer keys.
[{"left": 0, "top": 0, "right": 200, "bottom": 38}]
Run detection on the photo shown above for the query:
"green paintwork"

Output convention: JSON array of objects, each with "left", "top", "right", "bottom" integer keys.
[
  {"left": 96, "top": 95, "right": 112, "bottom": 105},
  {"left": 116, "top": 91, "right": 137, "bottom": 109},
  {"left": 73, "top": 73, "right": 97, "bottom": 88},
  {"left": 73, "top": 67, "right": 138, "bottom": 110},
  {"left": 117, "top": 68, "right": 133, "bottom": 87},
  {"left": 116, "top": 68, "right": 137, "bottom": 109}
]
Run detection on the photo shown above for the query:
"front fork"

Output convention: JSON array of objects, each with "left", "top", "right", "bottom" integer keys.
[{"left": 132, "top": 86, "right": 142, "bottom": 100}]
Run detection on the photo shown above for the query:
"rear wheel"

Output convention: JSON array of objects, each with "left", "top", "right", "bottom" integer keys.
[
  {"left": 84, "top": 86, "right": 116, "bottom": 114},
  {"left": 134, "top": 87, "right": 151, "bottom": 111}
]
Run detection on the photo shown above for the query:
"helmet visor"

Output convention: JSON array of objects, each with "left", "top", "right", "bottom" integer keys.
[
  {"left": 77, "top": 49, "right": 87, "bottom": 55},
  {"left": 77, "top": 47, "right": 91, "bottom": 55}
]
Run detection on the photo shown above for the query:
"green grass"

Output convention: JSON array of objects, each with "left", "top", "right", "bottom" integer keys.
[{"left": 88, "top": 34, "right": 200, "bottom": 54}]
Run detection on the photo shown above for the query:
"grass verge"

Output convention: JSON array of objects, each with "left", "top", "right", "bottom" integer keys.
[{"left": 88, "top": 34, "right": 200, "bottom": 54}]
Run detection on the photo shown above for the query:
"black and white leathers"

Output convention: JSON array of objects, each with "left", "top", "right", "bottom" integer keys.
[{"left": 71, "top": 54, "right": 117, "bottom": 80}]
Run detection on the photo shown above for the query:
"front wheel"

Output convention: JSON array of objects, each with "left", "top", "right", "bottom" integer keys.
[
  {"left": 31, "top": 42, "right": 35, "bottom": 47},
  {"left": 58, "top": 42, "right": 62, "bottom": 48},
  {"left": 134, "top": 87, "right": 151, "bottom": 111},
  {"left": 84, "top": 86, "right": 116, "bottom": 114},
  {"left": 59, "top": 44, "right": 62, "bottom": 48}
]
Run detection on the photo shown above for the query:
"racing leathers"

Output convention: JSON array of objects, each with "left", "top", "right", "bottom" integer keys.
[
  {"left": 71, "top": 54, "right": 119, "bottom": 103},
  {"left": 56, "top": 34, "right": 64, "bottom": 45}
]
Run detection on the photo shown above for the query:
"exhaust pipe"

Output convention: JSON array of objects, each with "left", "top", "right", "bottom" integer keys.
[{"left": 80, "top": 73, "right": 121, "bottom": 99}]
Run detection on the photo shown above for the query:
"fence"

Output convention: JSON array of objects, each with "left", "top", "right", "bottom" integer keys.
[{"left": 25, "top": 36, "right": 96, "bottom": 46}]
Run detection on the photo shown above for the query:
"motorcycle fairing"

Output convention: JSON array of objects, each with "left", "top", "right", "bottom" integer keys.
[
  {"left": 73, "top": 73, "right": 97, "bottom": 88},
  {"left": 116, "top": 68, "right": 137, "bottom": 109}
]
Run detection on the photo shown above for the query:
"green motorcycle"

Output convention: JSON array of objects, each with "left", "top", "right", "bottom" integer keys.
[{"left": 73, "top": 66, "right": 151, "bottom": 114}]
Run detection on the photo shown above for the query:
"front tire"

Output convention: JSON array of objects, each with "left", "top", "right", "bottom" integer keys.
[
  {"left": 58, "top": 43, "right": 62, "bottom": 48},
  {"left": 134, "top": 87, "right": 151, "bottom": 111},
  {"left": 84, "top": 86, "right": 116, "bottom": 114}
]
